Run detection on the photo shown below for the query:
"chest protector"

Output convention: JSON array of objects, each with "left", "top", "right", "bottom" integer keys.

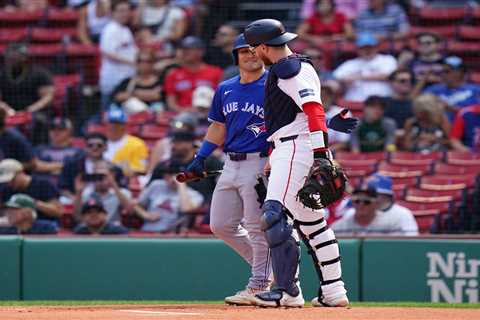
[{"left": 264, "top": 54, "right": 314, "bottom": 137}]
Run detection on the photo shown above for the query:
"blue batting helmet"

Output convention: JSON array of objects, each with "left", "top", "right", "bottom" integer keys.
[
  {"left": 232, "top": 33, "right": 250, "bottom": 65},
  {"left": 244, "top": 19, "right": 297, "bottom": 47}
]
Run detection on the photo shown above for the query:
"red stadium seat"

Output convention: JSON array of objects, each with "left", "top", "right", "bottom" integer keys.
[
  {"left": 71, "top": 137, "right": 86, "bottom": 149},
  {"left": 420, "top": 175, "right": 478, "bottom": 190},
  {"left": 53, "top": 74, "right": 81, "bottom": 113},
  {"left": 46, "top": 8, "right": 79, "bottom": 28},
  {"left": 389, "top": 151, "right": 442, "bottom": 166},
  {"left": 343, "top": 164, "right": 376, "bottom": 178},
  {"left": 405, "top": 188, "right": 465, "bottom": 202},
  {"left": 458, "top": 25, "right": 480, "bottom": 41},
  {"left": 65, "top": 44, "right": 99, "bottom": 85},
  {"left": 86, "top": 124, "right": 107, "bottom": 135},
  {"left": 471, "top": 72, "right": 480, "bottom": 84},
  {"left": 126, "top": 124, "right": 142, "bottom": 136},
  {"left": 447, "top": 41, "right": 480, "bottom": 70},
  {"left": 435, "top": 163, "right": 480, "bottom": 175},
  {"left": 127, "top": 111, "right": 154, "bottom": 125},
  {"left": 0, "top": 10, "right": 43, "bottom": 28},
  {"left": 335, "top": 151, "right": 386, "bottom": 165},
  {"left": 416, "top": 6, "right": 467, "bottom": 26},
  {"left": 378, "top": 162, "right": 431, "bottom": 178},
  {"left": 0, "top": 27, "right": 28, "bottom": 44},
  {"left": 445, "top": 151, "right": 480, "bottom": 166},
  {"left": 410, "top": 25, "right": 457, "bottom": 39},
  {"left": 397, "top": 199, "right": 452, "bottom": 233},
  {"left": 391, "top": 176, "right": 418, "bottom": 191},
  {"left": 30, "top": 27, "right": 76, "bottom": 43},
  {"left": 140, "top": 124, "right": 169, "bottom": 140}
]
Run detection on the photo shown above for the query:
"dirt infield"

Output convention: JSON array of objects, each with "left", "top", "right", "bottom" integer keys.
[{"left": 0, "top": 304, "right": 479, "bottom": 320}]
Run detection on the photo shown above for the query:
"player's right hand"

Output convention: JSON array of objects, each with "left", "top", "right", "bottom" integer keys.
[{"left": 186, "top": 155, "right": 206, "bottom": 176}]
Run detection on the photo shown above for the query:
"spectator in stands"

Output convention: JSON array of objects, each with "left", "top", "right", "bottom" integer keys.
[
  {"left": 134, "top": 159, "right": 203, "bottom": 233},
  {"left": 0, "top": 42, "right": 54, "bottom": 145},
  {"left": 205, "top": 23, "right": 239, "bottom": 69},
  {"left": 424, "top": 56, "right": 480, "bottom": 122},
  {"left": 301, "top": 0, "right": 369, "bottom": 20},
  {"left": 148, "top": 112, "right": 198, "bottom": 172},
  {"left": 134, "top": 0, "right": 187, "bottom": 44},
  {"left": 322, "top": 80, "right": 351, "bottom": 151},
  {"left": 77, "top": 0, "right": 111, "bottom": 45},
  {"left": 354, "top": 0, "right": 410, "bottom": 40},
  {"left": 34, "top": 117, "right": 81, "bottom": 182},
  {"left": 450, "top": 105, "right": 480, "bottom": 153},
  {"left": 404, "top": 94, "right": 450, "bottom": 152},
  {"left": 296, "top": 0, "right": 354, "bottom": 47},
  {"left": 332, "top": 173, "right": 419, "bottom": 236},
  {"left": 0, "top": 159, "right": 62, "bottom": 222},
  {"left": 0, "top": 107, "right": 35, "bottom": 166},
  {"left": 164, "top": 36, "right": 223, "bottom": 112},
  {"left": 4, "top": 0, "right": 48, "bottom": 11},
  {"left": 74, "top": 194, "right": 128, "bottom": 235},
  {"left": 99, "top": 0, "right": 138, "bottom": 109},
  {"left": 59, "top": 132, "right": 124, "bottom": 195},
  {"left": 104, "top": 107, "right": 149, "bottom": 175},
  {"left": 0, "top": 194, "right": 57, "bottom": 235},
  {"left": 333, "top": 32, "right": 397, "bottom": 101},
  {"left": 192, "top": 85, "right": 215, "bottom": 137},
  {"left": 73, "top": 160, "right": 131, "bottom": 225},
  {"left": 398, "top": 32, "right": 445, "bottom": 89},
  {"left": 112, "top": 50, "right": 164, "bottom": 113},
  {"left": 350, "top": 95, "right": 397, "bottom": 152},
  {"left": 384, "top": 69, "right": 414, "bottom": 130}
]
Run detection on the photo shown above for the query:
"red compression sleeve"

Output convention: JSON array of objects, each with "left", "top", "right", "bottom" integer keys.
[{"left": 303, "top": 102, "right": 328, "bottom": 132}]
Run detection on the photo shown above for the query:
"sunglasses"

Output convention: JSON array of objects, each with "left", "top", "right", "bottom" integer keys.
[
  {"left": 87, "top": 142, "right": 105, "bottom": 149},
  {"left": 353, "top": 198, "right": 374, "bottom": 205}
]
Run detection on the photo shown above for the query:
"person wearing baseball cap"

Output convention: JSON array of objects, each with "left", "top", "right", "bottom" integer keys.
[
  {"left": 73, "top": 194, "right": 128, "bottom": 235},
  {"left": 104, "top": 105, "right": 148, "bottom": 176},
  {"left": 332, "top": 173, "right": 418, "bottom": 236},
  {"left": 0, "top": 193, "right": 58, "bottom": 234},
  {"left": 0, "top": 158, "right": 63, "bottom": 221},
  {"left": 424, "top": 55, "right": 480, "bottom": 121},
  {"left": 163, "top": 36, "right": 223, "bottom": 111}
]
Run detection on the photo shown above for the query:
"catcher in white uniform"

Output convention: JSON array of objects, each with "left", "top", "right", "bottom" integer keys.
[{"left": 244, "top": 19, "right": 350, "bottom": 308}]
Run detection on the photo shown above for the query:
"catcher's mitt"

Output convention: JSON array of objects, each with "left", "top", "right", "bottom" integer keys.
[{"left": 297, "top": 158, "right": 347, "bottom": 210}]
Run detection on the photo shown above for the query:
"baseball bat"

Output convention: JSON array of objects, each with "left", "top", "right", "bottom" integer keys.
[{"left": 176, "top": 170, "right": 222, "bottom": 183}]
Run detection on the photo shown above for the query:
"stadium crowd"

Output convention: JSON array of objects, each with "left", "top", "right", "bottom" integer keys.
[{"left": 0, "top": 0, "right": 479, "bottom": 236}]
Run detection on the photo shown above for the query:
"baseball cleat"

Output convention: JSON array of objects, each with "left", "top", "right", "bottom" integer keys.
[
  {"left": 225, "top": 287, "right": 265, "bottom": 306},
  {"left": 311, "top": 295, "right": 349, "bottom": 307},
  {"left": 253, "top": 289, "right": 305, "bottom": 308}
]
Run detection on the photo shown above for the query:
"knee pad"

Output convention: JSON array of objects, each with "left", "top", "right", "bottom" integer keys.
[{"left": 261, "top": 200, "right": 293, "bottom": 248}]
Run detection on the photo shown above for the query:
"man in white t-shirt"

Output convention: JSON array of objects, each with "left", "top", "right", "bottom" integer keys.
[
  {"left": 99, "top": 0, "right": 138, "bottom": 108},
  {"left": 333, "top": 32, "right": 397, "bottom": 102},
  {"left": 332, "top": 173, "right": 419, "bottom": 236}
]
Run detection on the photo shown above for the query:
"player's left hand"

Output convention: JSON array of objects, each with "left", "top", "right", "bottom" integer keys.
[{"left": 328, "top": 109, "right": 359, "bottom": 134}]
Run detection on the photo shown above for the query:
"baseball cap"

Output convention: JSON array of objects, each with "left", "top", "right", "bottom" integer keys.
[
  {"left": 192, "top": 86, "right": 214, "bottom": 109},
  {"left": 0, "top": 159, "right": 23, "bottom": 184},
  {"left": 50, "top": 117, "right": 73, "bottom": 130},
  {"left": 170, "top": 130, "right": 196, "bottom": 142},
  {"left": 81, "top": 195, "right": 106, "bottom": 214},
  {"left": 171, "top": 112, "right": 198, "bottom": 130},
  {"left": 366, "top": 173, "right": 393, "bottom": 196},
  {"left": 179, "top": 36, "right": 205, "bottom": 49},
  {"left": 444, "top": 56, "right": 465, "bottom": 70},
  {"left": 107, "top": 106, "right": 128, "bottom": 124},
  {"left": 5, "top": 193, "right": 36, "bottom": 210},
  {"left": 356, "top": 32, "right": 378, "bottom": 47}
]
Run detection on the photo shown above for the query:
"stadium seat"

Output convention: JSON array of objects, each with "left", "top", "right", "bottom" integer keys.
[
  {"left": 335, "top": 151, "right": 386, "bottom": 165},
  {"left": 71, "top": 137, "right": 86, "bottom": 149},
  {"left": 420, "top": 175, "right": 477, "bottom": 191},
  {"left": 410, "top": 25, "right": 457, "bottom": 39},
  {"left": 445, "top": 151, "right": 480, "bottom": 166},
  {"left": 45, "top": 8, "right": 79, "bottom": 28},
  {"left": 389, "top": 151, "right": 442, "bottom": 166},
  {"left": 140, "top": 124, "right": 169, "bottom": 140},
  {"left": 155, "top": 111, "right": 177, "bottom": 126},
  {"left": 127, "top": 111, "right": 154, "bottom": 125},
  {"left": 126, "top": 124, "right": 142, "bottom": 136},
  {"left": 391, "top": 176, "right": 418, "bottom": 191},
  {"left": 343, "top": 164, "right": 377, "bottom": 178},
  {"left": 378, "top": 162, "right": 432, "bottom": 178},
  {"left": 471, "top": 71, "right": 480, "bottom": 84},
  {"left": 53, "top": 74, "right": 82, "bottom": 114},
  {"left": 397, "top": 200, "right": 452, "bottom": 233},
  {"left": 65, "top": 44, "right": 99, "bottom": 85},
  {"left": 335, "top": 99, "right": 364, "bottom": 117},
  {"left": 30, "top": 27, "right": 76, "bottom": 43},
  {"left": 0, "top": 10, "right": 43, "bottom": 28},
  {"left": 86, "top": 123, "right": 107, "bottom": 135},
  {"left": 415, "top": 6, "right": 467, "bottom": 26},
  {"left": 405, "top": 188, "right": 465, "bottom": 202},
  {"left": 447, "top": 41, "right": 480, "bottom": 70},
  {"left": 435, "top": 162, "right": 480, "bottom": 175},
  {"left": 458, "top": 25, "right": 480, "bottom": 41},
  {"left": 28, "top": 44, "right": 63, "bottom": 67},
  {"left": 0, "top": 27, "right": 28, "bottom": 44}
]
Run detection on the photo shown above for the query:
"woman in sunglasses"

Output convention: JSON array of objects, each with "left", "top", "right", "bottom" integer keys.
[{"left": 332, "top": 174, "right": 418, "bottom": 236}]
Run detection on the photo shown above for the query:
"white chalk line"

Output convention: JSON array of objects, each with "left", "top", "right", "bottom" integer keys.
[{"left": 119, "top": 309, "right": 202, "bottom": 316}]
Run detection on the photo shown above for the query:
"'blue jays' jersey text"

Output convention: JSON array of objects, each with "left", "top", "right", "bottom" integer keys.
[{"left": 208, "top": 72, "right": 268, "bottom": 153}]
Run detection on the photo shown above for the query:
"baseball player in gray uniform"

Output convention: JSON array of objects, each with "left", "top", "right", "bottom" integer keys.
[{"left": 186, "top": 33, "right": 356, "bottom": 306}]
